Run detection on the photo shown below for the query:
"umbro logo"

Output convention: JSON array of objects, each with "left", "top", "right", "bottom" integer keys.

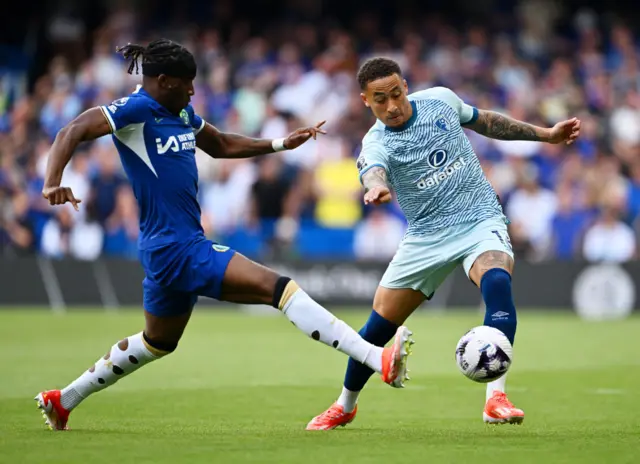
[{"left": 492, "top": 311, "right": 510, "bottom": 318}]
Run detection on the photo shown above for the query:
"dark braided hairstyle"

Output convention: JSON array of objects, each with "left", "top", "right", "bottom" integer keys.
[{"left": 116, "top": 39, "right": 196, "bottom": 77}]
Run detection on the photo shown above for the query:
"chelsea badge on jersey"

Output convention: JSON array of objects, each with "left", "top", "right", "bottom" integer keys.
[{"left": 180, "top": 109, "right": 190, "bottom": 126}]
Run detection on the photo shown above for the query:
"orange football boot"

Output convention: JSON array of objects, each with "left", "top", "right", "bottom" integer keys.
[
  {"left": 34, "top": 390, "right": 71, "bottom": 431},
  {"left": 306, "top": 403, "right": 358, "bottom": 430},
  {"left": 483, "top": 390, "right": 524, "bottom": 424},
  {"left": 306, "top": 326, "right": 414, "bottom": 430},
  {"left": 381, "top": 326, "right": 414, "bottom": 387}
]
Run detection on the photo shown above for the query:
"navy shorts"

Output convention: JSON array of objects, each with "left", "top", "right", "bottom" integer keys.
[{"left": 142, "top": 239, "right": 235, "bottom": 317}]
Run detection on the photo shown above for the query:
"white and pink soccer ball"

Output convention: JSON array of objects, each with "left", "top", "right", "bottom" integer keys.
[{"left": 455, "top": 326, "right": 513, "bottom": 383}]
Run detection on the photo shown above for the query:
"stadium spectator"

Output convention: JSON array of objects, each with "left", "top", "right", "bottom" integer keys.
[
  {"left": 313, "top": 138, "right": 362, "bottom": 229},
  {"left": 41, "top": 204, "right": 104, "bottom": 261},
  {"left": 0, "top": 191, "right": 35, "bottom": 256},
  {"left": 353, "top": 208, "right": 406, "bottom": 261},
  {"left": 583, "top": 202, "right": 637, "bottom": 263},
  {"left": 2, "top": 4, "right": 640, "bottom": 262},
  {"left": 506, "top": 165, "right": 557, "bottom": 260},
  {"left": 103, "top": 186, "right": 139, "bottom": 259},
  {"left": 89, "top": 145, "right": 126, "bottom": 224},
  {"left": 550, "top": 184, "right": 594, "bottom": 260}
]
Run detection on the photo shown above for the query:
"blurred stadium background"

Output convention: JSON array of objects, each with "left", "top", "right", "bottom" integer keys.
[
  {"left": 2, "top": 0, "right": 640, "bottom": 314},
  {"left": 1, "top": 1, "right": 639, "bottom": 462}
]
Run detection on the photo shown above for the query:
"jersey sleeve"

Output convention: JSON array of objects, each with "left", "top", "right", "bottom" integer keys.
[
  {"left": 99, "top": 96, "right": 147, "bottom": 133},
  {"left": 412, "top": 87, "right": 479, "bottom": 125},
  {"left": 356, "top": 126, "right": 389, "bottom": 185},
  {"left": 185, "top": 105, "right": 206, "bottom": 135}
]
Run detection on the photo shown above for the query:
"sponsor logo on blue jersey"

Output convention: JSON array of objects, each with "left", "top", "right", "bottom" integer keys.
[{"left": 155, "top": 132, "right": 197, "bottom": 155}]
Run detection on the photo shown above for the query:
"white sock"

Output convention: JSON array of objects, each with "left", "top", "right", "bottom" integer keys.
[
  {"left": 60, "top": 332, "right": 167, "bottom": 411},
  {"left": 281, "top": 286, "right": 383, "bottom": 373},
  {"left": 336, "top": 387, "right": 360, "bottom": 413},
  {"left": 486, "top": 373, "right": 507, "bottom": 402}
]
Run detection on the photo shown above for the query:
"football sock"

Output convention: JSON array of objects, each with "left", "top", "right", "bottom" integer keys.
[
  {"left": 481, "top": 268, "right": 517, "bottom": 402},
  {"left": 275, "top": 279, "right": 383, "bottom": 373},
  {"left": 481, "top": 268, "right": 517, "bottom": 345},
  {"left": 338, "top": 310, "right": 398, "bottom": 412},
  {"left": 486, "top": 374, "right": 508, "bottom": 402},
  {"left": 337, "top": 386, "right": 360, "bottom": 413},
  {"left": 60, "top": 332, "right": 172, "bottom": 411}
]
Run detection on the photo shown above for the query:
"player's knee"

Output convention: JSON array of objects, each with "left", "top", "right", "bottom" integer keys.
[
  {"left": 271, "top": 276, "right": 300, "bottom": 310},
  {"left": 142, "top": 332, "right": 179, "bottom": 356},
  {"left": 480, "top": 267, "right": 512, "bottom": 292}
]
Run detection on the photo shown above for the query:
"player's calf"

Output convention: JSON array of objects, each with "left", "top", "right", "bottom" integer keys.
[
  {"left": 273, "top": 276, "right": 386, "bottom": 372},
  {"left": 35, "top": 332, "right": 174, "bottom": 430},
  {"left": 481, "top": 267, "right": 517, "bottom": 345},
  {"left": 470, "top": 250, "right": 519, "bottom": 411}
]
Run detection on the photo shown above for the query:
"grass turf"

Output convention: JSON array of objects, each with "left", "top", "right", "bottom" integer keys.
[{"left": 0, "top": 308, "right": 638, "bottom": 464}]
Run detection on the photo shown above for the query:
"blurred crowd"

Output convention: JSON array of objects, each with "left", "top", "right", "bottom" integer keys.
[{"left": 1, "top": 1, "right": 640, "bottom": 263}]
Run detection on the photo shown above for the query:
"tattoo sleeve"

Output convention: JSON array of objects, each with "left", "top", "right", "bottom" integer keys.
[
  {"left": 468, "top": 110, "right": 546, "bottom": 142},
  {"left": 361, "top": 166, "right": 388, "bottom": 193}
]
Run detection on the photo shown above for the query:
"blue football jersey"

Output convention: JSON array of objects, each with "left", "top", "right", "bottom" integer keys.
[{"left": 100, "top": 87, "right": 206, "bottom": 251}]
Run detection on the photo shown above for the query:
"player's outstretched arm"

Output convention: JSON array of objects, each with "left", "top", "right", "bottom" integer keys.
[
  {"left": 43, "top": 107, "right": 112, "bottom": 210},
  {"left": 466, "top": 109, "right": 580, "bottom": 145},
  {"left": 196, "top": 120, "right": 326, "bottom": 159},
  {"left": 362, "top": 166, "right": 392, "bottom": 206}
]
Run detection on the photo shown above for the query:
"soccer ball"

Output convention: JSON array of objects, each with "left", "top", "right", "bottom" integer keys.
[{"left": 455, "top": 326, "right": 512, "bottom": 383}]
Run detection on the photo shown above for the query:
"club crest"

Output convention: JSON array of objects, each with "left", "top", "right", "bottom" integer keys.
[
  {"left": 180, "top": 109, "right": 190, "bottom": 126},
  {"left": 435, "top": 115, "right": 449, "bottom": 132}
]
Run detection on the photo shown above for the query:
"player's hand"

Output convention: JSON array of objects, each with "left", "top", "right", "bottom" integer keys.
[
  {"left": 42, "top": 186, "right": 82, "bottom": 211},
  {"left": 546, "top": 117, "right": 581, "bottom": 145},
  {"left": 364, "top": 186, "right": 392, "bottom": 206},
  {"left": 283, "top": 121, "right": 327, "bottom": 150}
]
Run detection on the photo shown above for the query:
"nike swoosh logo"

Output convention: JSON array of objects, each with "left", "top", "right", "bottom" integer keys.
[{"left": 155, "top": 118, "right": 163, "bottom": 123}]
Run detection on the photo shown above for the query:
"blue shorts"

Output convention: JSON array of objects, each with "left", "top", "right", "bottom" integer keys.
[{"left": 141, "top": 238, "right": 235, "bottom": 317}]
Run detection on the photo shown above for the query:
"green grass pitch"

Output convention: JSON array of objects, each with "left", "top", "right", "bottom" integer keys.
[{"left": 0, "top": 308, "right": 638, "bottom": 463}]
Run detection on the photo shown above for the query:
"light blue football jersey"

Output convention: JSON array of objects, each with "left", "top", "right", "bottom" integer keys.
[{"left": 356, "top": 87, "right": 504, "bottom": 237}]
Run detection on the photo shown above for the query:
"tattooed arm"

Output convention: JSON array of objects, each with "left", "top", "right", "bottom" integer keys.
[
  {"left": 196, "top": 120, "right": 326, "bottom": 159},
  {"left": 465, "top": 109, "right": 581, "bottom": 145},
  {"left": 362, "top": 166, "right": 392, "bottom": 206}
]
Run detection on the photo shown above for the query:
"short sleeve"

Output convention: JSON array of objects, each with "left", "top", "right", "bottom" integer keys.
[
  {"left": 412, "top": 87, "right": 478, "bottom": 125},
  {"left": 185, "top": 105, "right": 206, "bottom": 135},
  {"left": 357, "top": 126, "right": 389, "bottom": 184},
  {"left": 100, "top": 96, "right": 147, "bottom": 133}
]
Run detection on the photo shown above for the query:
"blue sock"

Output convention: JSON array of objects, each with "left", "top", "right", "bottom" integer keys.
[
  {"left": 344, "top": 310, "right": 398, "bottom": 392},
  {"left": 481, "top": 268, "right": 517, "bottom": 345}
]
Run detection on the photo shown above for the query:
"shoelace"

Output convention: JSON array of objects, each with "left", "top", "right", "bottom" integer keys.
[
  {"left": 320, "top": 407, "right": 347, "bottom": 421},
  {"left": 493, "top": 392, "right": 514, "bottom": 408}
]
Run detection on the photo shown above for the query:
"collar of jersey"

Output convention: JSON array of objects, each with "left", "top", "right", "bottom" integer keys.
[
  {"left": 136, "top": 87, "right": 174, "bottom": 116},
  {"left": 385, "top": 100, "right": 418, "bottom": 132}
]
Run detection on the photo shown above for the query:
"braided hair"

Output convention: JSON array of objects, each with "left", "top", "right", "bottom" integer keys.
[{"left": 116, "top": 39, "right": 196, "bottom": 77}]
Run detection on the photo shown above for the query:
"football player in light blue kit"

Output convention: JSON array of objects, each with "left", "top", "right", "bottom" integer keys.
[
  {"left": 307, "top": 57, "right": 581, "bottom": 429},
  {"left": 34, "top": 42, "right": 414, "bottom": 431}
]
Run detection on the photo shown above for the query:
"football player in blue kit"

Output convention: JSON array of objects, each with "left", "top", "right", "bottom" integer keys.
[{"left": 34, "top": 39, "right": 414, "bottom": 431}]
